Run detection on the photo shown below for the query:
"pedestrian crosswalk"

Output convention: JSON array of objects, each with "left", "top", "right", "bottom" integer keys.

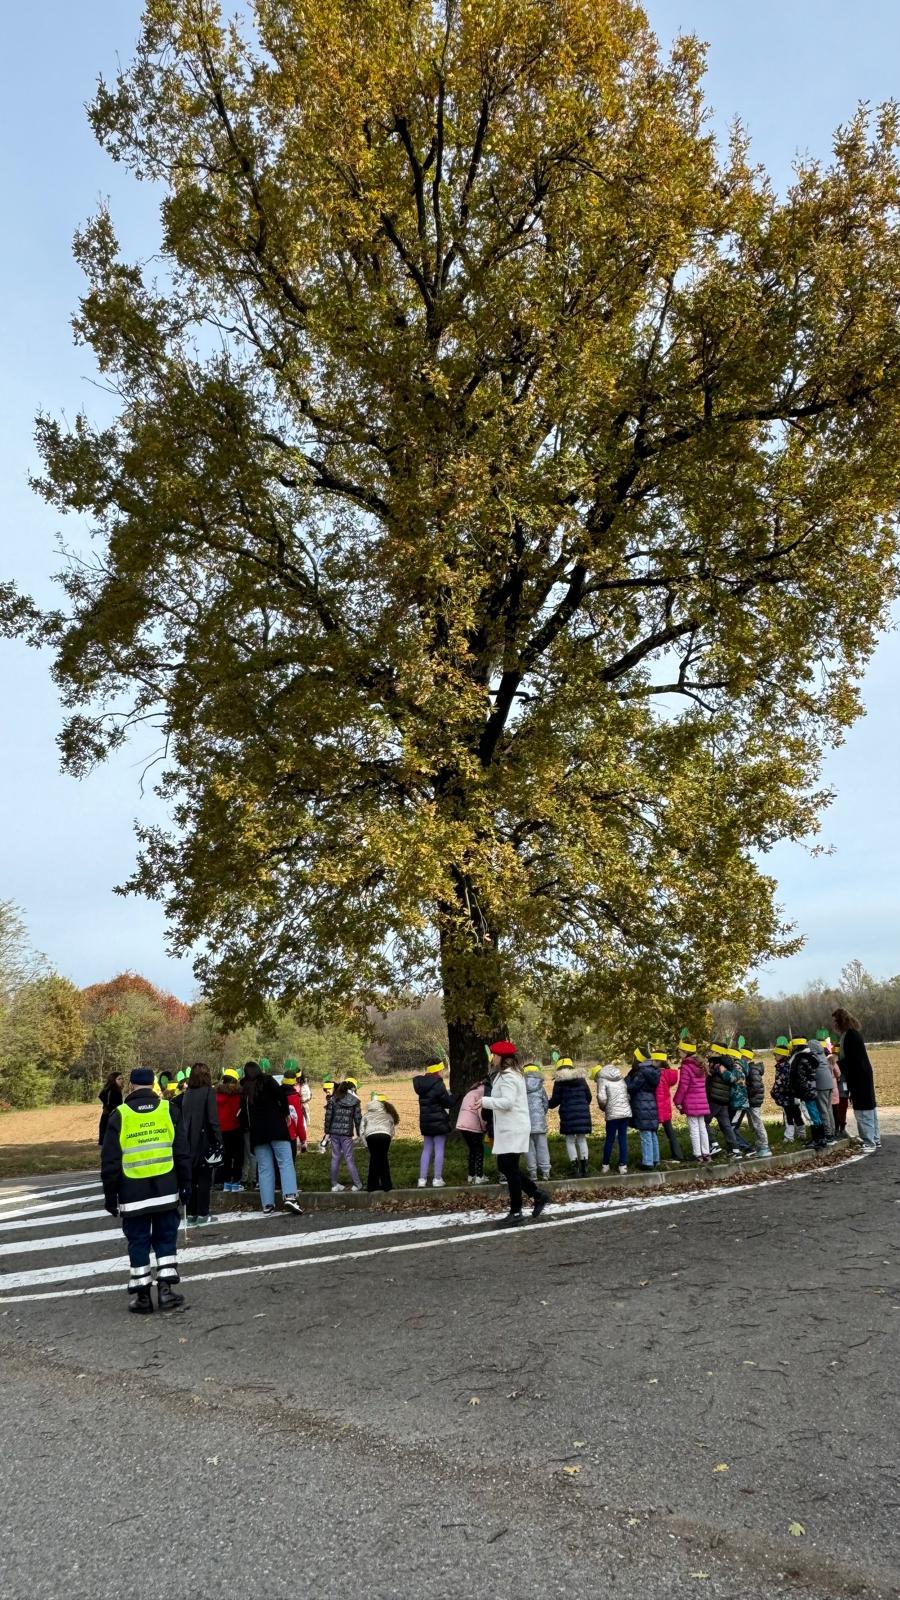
[
  {"left": 1, "top": 1157, "right": 859, "bottom": 1307},
  {"left": 0, "top": 1174, "right": 507, "bottom": 1302}
]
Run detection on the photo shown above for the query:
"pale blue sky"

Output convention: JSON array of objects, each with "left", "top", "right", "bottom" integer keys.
[{"left": 0, "top": 1, "right": 897, "bottom": 999}]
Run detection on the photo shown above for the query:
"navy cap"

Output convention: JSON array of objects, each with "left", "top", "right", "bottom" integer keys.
[{"left": 131, "top": 1067, "right": 155, "bottom": 1086}]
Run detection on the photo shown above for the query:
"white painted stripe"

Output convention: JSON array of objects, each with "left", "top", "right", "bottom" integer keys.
[
  {"left": 0, "top": 1179, "right": 102, "bottom": 1209},
  {"left": 0, "top": 1191, "right": 105, "bottom": 1223},
  {"left": 0, "top": 1207, "right": 110, "bottom": 1232},
  {"left": 0, "top": 1158, "right": 863, "bottom": 1301},
  {"left": 0, "top": 1205, "right": 496, "bottom": 1287},
  {"left": 0, "top": 1204, "right": 483, "bottom": 1260}
]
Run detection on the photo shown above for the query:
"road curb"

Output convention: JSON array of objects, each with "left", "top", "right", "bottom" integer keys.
[{"left": 219, "top": 1140, "right": 857, "bottom": 1215}]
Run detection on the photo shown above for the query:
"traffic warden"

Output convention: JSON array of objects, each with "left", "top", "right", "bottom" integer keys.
[{"left": 101, "top": 1065, "right": 192, "bottom": 1314}]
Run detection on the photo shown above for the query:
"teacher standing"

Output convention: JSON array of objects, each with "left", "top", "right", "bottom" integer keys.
[{"left": 832, "top": 1008, "right": 880, "bottom": 1152}]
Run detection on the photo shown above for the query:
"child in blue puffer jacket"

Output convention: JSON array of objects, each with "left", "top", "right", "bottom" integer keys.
[
  {"left": 523, "top": 1064, "right": 551, "bottom": 1182},
  {"left": 548, "top": 1060, "right": 593, "bottom": 1176}
]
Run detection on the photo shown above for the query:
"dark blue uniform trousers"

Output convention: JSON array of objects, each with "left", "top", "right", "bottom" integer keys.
[{"left": 121, "top": 1209, "right": 181, "bottom": 1293}]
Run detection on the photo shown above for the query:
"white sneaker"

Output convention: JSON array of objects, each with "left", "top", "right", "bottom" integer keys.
[
  {"left": 331, "top": 1183, "right": 346, "bottom": 1193},
  {"left": 432, "top": 1178, "right": 446, "bottom": 1187},
  {"left": 417, "top": 1178, "right": 427, "bottom": 1188},
  {"left": 467, "top": 1175, "right": 475, "bottom": 1184},
  {"left": 601, "top": 1164, "right": 610, "bottom": 1174},
  {"left": 351, "top": 1185, "right": 362, "bottom": 1192},
  {"left": 473, "top": 1175, "right": 489, "bottom": 1185},
  {"left": 620, "top": 1166, "right": 628, "bottom": 1174}
]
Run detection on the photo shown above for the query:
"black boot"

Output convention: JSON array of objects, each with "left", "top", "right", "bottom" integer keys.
[
  {"left": 128, "top": 1286, "right": 154, "bottom": 1315},
  {"left": 579, "top": 1158, "right": 589, "bottom": 1177},
  {"left": 157, "top": 1279, "right": 186, "bottom": 1312},
  {"left": 568, "top": 1160, "right": 579, "bottom": 1178}
]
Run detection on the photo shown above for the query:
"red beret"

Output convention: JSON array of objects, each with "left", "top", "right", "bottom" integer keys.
[{"left": 489, "top": 1040, "right": 517, "bottom": 1056}]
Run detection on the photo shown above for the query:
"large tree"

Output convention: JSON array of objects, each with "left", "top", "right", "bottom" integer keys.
[{"left": 7, "top": 0, "right": 900, "bottom": 1085}]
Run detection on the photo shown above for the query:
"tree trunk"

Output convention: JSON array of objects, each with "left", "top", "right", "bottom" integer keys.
[{"left": 438, "top": 873, "right": 507, "bottom": 1094}]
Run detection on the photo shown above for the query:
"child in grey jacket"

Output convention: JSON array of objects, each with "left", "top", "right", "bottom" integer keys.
[{"left": 523, "top": 1065, "right": 551, "bottom": 1181}]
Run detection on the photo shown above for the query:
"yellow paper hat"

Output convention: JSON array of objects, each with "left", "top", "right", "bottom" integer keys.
[
  {"left": 523, "top": 1063, "right": 542, "bottom": 1073},
  {"left": 425, "top": 1062, "right": 445, "bottom": 1075}
]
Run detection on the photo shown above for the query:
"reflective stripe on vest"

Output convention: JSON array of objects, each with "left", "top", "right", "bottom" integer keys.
[{"left": 118, "top": 1101, "right": 175, "bottom": 1181}]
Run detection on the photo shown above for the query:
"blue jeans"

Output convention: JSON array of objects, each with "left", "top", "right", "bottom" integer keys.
[
  {"left": 855, "top": 1108, "right": 880, "bottom": 1145},
  {"left": 603, "top": 1118, "right": 629, "bottom": 1166},
  {"left": 639, "top": 1129, "right": 659, "bottom": 1166},
  {"left": 255, "top": 1141, "right": 297, "bottom": 1208}
]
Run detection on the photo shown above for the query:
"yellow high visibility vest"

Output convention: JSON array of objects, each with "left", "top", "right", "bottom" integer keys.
[{"left": 118, "top": 1101, "right": 175, "bottom": 1181}]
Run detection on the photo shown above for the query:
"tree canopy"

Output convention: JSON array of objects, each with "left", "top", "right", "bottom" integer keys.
[{"left": 8, "top": 0, "right": 900, "bottom": 1084}]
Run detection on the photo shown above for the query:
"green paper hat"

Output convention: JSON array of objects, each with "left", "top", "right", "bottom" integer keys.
[
  {"left": 815, "top": 1029, "right": 830, "bottom": 1042},
  {"left": 175, "top": 1070, "right": 186, "bottom": 1083},
  {"left": 259, "top": 1057, "right": 271, "bottom": 1072},
  {"left": 284, "top": 1057, "right": 299, "bottom": 1072},
  {"left": 737, "top": 1034, "right": 746, "bottom": 1050}
]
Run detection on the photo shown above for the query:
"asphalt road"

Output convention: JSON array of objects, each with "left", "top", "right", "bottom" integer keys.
[{"left": 1, "top": 1144, "right": 898, "bottom": 1600}]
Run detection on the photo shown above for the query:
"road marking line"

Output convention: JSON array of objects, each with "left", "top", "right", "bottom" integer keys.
[
  {"left": 0, "top": 1210, "right": 286, "bottom": 1254},
  {"left": 0, "top": 1205, "right": 504, "bottom": 1286},
  {"left": 0, "top": 1158, "right": 863, "bottom": 1303},
  {"left": 0, "top": 1191, "right": 107, "bottom": 1223},
  {"left": 0, "top": 1180, "right": 102, "bottom": 1209},
  {"left": 0, "top": 1208, "right": 111, "bottom": 1233}
]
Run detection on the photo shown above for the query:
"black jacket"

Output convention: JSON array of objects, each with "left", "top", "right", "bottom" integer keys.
[
  {"left": 412, "top": 1074, "right": 453, "bottom": 1137},
  {"left": 243, "top": 1076, "right": 292, "bottom": 1149},
  {"left": 547, "top": 1070, "right": 593, "bottom": 1134},
  {"left": 706, "top": 1062, "right": 732, "bottom": 1106},
  {"left": 787, "top": 1048, "right": 818, "bottom": 1103},
  {"left": 745, "top": 1062, "right": 765, "bottom": 1108},
  {"left": 97, "top": 1082, "right": 123, "bottom": 1145},
  {"left": 179, "top": 1085, "right": 223, "bottom": 1164},
  {"left": 324, "top": 1090, "right": 362, "bottom": 1138},
  {"left": 101, "top": 1091, "right": 191, "bottom": 1215},
  {"left": 840, "top": 1028, "right": 876, "bottom": 1111},
  {"left": 624, "top": 1063, "right": 661, "bottom": 1131}
]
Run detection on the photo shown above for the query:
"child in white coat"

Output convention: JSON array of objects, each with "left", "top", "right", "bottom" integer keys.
[
  {"left": 482, "top": 1042, "right": 550, "bottom": 1228},
  {"left": 592, "top": 1063, "right": 631, "bottom": 1173}
]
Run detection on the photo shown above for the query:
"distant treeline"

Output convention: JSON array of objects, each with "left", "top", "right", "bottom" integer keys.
[
  {"left": 712, "top": 961, "right": 900, "bottom": 1049},
  {"left": 1, "top": 896, "right": 896, "bottom": 1108}
]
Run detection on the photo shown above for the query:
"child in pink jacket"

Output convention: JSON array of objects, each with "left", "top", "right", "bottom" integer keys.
[
  {"left": 652, "top": 1051, "right": 683, "bottom": 1161},
  {"left": 674, "top": 1048, "right": 712, "bottom": 1162},
  {"left": 456, "top": 1079, "right": 489, "bottom": 1184}
]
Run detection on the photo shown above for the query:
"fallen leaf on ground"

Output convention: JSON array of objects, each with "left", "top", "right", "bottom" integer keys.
[
  {"left": 626, "top": 1517, "right": 639, "bottom": 1527},
  {"left": 639, "top": 1279, "right": 649, "bottom": 1286},
  {"left": 690, "top": 1572, "right": 710, "bottom": 1580},
  {"left": 573, "top": 1441, "right": 586, "bottom": 1449},
  {"left": 742, "top": 1360, "right": 756, "bottom": 1367},
  {"left": 205, "top": 1455, "right": 219, "bottom": 1466},
  {"left": 468, "top": 1396, "right": 480, "bottom": 1406},
  {"left": 562, "top": 1465, "right": 581, "bottom": 1476},
  {"left": 253, "top": 1313, "right": 266, "bottom": 1319},
  {"left": 713, "top": 1463, "right": 729, "bottom": 1473},
  {"left": 648, "top": 1378, "right": 659, "bottom": 1385},
  {"left": 789, "top": 1522, "right": 806, "bottom": 1537}
]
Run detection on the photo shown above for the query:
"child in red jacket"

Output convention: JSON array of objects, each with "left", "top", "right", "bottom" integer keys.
[
  {"left": 281, "top": 1068, "right": 306, "bottom": 1165},
  {"left": 652, "top": 1050, "right": 683, "bottom": 1162},
  {"left": 216, "top": 1069, "right": 244, "bottom": 1192}
]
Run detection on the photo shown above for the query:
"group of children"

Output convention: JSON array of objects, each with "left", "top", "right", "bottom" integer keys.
[
  {"left": 103, "top": 1022, "right": 858, "bottom": 1208},
  {"left": 445, "top": 1032, "right": 850, "bottom": 1182}
]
